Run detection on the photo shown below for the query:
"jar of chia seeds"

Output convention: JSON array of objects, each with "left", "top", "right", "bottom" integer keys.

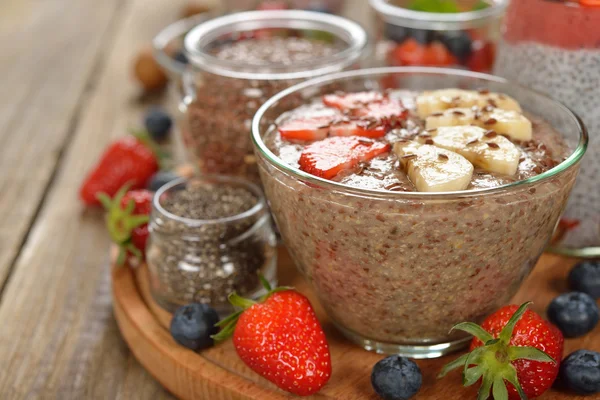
[
  {"left": 146, "top": 175, "right": 278, "bottom": 314},
  {"left": 494, "top": 0, "right": 600, "bottom": 257},
  {"left": 179, "top": 10, "right": 367, "bottom": 184},
  {"left": 369, "top": 0, "right": 507, "bottom": 72}
]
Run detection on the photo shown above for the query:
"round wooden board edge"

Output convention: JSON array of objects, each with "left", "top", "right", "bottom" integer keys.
[{"left": 111, "top": 265, "right": 291, "bottom": 400}]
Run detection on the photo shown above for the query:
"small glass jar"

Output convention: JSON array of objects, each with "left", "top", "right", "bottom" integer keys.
[
  {"left": 494, "top": 0, "right": 600, "bottom": 258},
  {"left": 369, "top": 0, "right": 507, "bottom": 72},
  {"left": 179, "top": 10, "right": 367, "bottom": 184},
  {"left": 146, "top": 175, "right": 278, "bottom": 314}
]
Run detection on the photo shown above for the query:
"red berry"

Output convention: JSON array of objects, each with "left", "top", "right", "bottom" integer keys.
[
  {"left": 466, "top": 41, "right": 496, "bottom": 73},
  {"left": 440, "top": 303, "right": 563, "bottom": 400},
  {"left": 389, "top": 38, "right": 427, "bottom": 66},
  {"left": 323, "top": 91, "right": 385, "bottom": 110},
  {"left": 278, "top": 116, "right": 334, "bottom": 141},
  {"left": 298, "top": 136, "right": 391, "bottom": 179},
  {"left": 80, "top": 135, "right": 159, "bottom": 207},
  {"left": 423, "top": 41, "right": 457, "bottom": 67},
  {"left": 229, "top": 290, "right": 331, "bottom": 396}
]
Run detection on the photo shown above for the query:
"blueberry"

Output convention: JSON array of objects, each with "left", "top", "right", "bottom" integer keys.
[
  {"left": 371, "top": 355, "right": 422, "bottom": 400},
  {"left": 559, "top": 350, "right": 600, "bottom": 395},
  {"left": 174, "top": 50, "right": 188, "bottom": 65},
  {"left": 569, "top": 261, "right": 600, "bottom": 299},
  {"left": 384, "top": 24, "right": 410, "bottom": 43},
  {"left": 547, "top": 292, "right": 600, "bottom": 338},
  {"left": 148, "top": 171, "right": 180, "bottom": 192},
  {"left": 170, "top": 303, "right": 219, "bottom": 351},
  {"left": 144, "top": 108, "right": 172, "bottom": 142},
  {"left": 439, "top": 31, "right": 472, "bottom": 62},
  {"left": 408, "top": 28, "right": 436, "bottom": 45}
]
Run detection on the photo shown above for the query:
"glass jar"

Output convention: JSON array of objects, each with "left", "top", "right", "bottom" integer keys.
[
  {"left": 223, "top": 0, "right": 347, "bottom": 14},
  {"left": 495, "top": 0, "right": 600, "bottom": 258},
  {"left": 251, "top": 67, "right": 587, "bottom": 357},
  {"left": 179, "top": 10, "right": 367, "bottom": 184},
  {"left": 146, "top": 175, "right": 278, "bottom": 314},
  {"left": 369, "top": 0, "right": 507, "bottom": 72}
]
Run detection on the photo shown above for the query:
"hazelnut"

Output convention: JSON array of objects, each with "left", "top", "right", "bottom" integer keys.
[{"left": 133, "top": 46, "right": 168, "bottom": 92}]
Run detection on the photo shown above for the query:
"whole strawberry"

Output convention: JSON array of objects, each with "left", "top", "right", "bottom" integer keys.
[
  {"left": 213, "top": 279, "right": 331, "bottom": 396},
  {"left": 80, "top": 133, "right": 159, "bottom": 207},
  {"left": 439, "top": 302, "right": 563, "bottom": 400},
  {"left": 98, "top": 185, "right": 153, "bottom": 265}
]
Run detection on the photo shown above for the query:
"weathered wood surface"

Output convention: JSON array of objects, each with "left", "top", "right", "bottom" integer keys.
[{"left": 0, "top": 0, "right": 371, "bottom": 398}]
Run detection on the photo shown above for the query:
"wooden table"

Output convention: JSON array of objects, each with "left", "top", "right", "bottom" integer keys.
[
  {"left": 0, "top": 1, "right": 595, "bottom": 399},
  {"left": 0, "top": 0, "right": 372, "bottom": 398}
]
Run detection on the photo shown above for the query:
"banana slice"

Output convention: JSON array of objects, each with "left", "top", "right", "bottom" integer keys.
[
  {"left": 423, "top": 126, "right": 521, "bottom": 176},
  {"left": 393, "top": 141, "right": 473, "bottom": 192},
  {"left": 416, "top": 89, "right": 521, "bottom": 118},
  {"left": 425, "top": 107, "right": 533, "bottom": 141}
]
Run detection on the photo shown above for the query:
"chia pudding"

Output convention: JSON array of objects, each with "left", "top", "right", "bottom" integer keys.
[
  {"left": 252, "top": 69, "right": 585, "bottom": 357},
  {"left": 180, "top": 11, "right": 367, "bottom": 183},
  {"left": 494, "top": 0, "right": 600, "bottom": 255},
  {"left": 146, "top": 176, "right": 277, "bottom": 313}
]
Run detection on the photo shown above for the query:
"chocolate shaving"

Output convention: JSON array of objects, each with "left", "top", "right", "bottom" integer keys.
[
  {"left": 452, "top": 110, "right": 466, "bottom": 116},
  {"left": 358, "top": 138, "right": 373, "bottom": 145},
  {"left": 484, "top": 118, "right": 498, "bottom": 125},
  {"left": 401, "top": 154, "right": 417, "bottom": 160},
  {"left": 424, "top": 139, "right": 434, "bottom": 145},
  {"left": 467, "top": 139, "right": 479, "bottom": 146},
  {"left": 431, "top": 112, "right": 444, "bottom": 117},
  {"left": 438, "top": 153, "right": 449, "bottom": 161},
  {"left": 487, "top": 142, "right": 500, "bottom": 149},
  {"left": 484, "top": 130, "right": 498, "bottom": 138},
  {"left": 487, "top": 99, "right": 498, "bottom": 108},
  {"left": 478, "top": 89, "right": 490, "bottom": 95}
]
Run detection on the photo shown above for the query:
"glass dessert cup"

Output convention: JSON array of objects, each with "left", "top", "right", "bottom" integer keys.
[
  {"left": 222, "top": 0, "right": 347, "bottom": 14},
  {"left": 179, "top": 10, "right": 367, "bottom": 183},
  {"left": 146, "top": 175, "right": 278, "bottom": 315},
  {"left": 251, "top": 67, "right": 588, "bottom": 358},
  {"left": 494, "top": 0, "right": 600, "bottom": 258},
  {"left": 369, "top": 0, "right": 507, "bottom": 72}
]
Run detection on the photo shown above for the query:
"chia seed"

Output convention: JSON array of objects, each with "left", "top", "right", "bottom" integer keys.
[{"left": 147, "top": 178, "right": 276, "bottom": 313}]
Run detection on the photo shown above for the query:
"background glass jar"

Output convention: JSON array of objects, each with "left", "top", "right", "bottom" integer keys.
[
  {"left": 369, "top": 0, "right": 507, "bottom": 72},
  {"left": 222, "top": 0, "right": 347, "bottom": 14},
  {"left": 179, "top": 10, "right": 367, "bottom": 184},
  {"left": 146, "top": 176, "right": 278, "bottom": 314},
  {"left": 494, "top": 0, "right": 600, "bottom": 258}
]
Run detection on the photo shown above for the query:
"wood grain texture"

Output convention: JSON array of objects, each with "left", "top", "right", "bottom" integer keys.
[
  {"left": 116, "top": 248, "right": 599, "bottom": 400},
  {"left": 0, "top": 0, "right": 208, "bottom": 398},
  {"left": 0, "top": 0, "right": 122, "bottom": 292}
]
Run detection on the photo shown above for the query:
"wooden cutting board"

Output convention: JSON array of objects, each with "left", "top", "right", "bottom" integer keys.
[{"left": 111, "top": 247, "right": 598, "bottom": 399}]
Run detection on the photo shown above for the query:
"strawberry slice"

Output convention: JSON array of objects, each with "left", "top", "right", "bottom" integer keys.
[
  {"left": 358, "top": 99, "right": 408, "bottom": 123},
  {"left": 330, "top": 121, "right": 387, "bottom": 138},
  {"left": 299, "top": 136, "right": 391, "bottom": 179},
  {"left": 323, "top": 91, "right": 385, "bottom": 111},
  {"left": 278, "top": 116, "right": 333, "bottom": 141}
]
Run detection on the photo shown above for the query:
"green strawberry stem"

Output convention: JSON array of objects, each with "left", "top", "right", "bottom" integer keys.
[
  {"left": 98, "top": 183, "right": 149, "bottom": 266},
  {"left": 212, "top": 276, "right": 291, "bottom": 342},
  {"left": 438, "top": 302, "right": 556, "bottom": 400}
]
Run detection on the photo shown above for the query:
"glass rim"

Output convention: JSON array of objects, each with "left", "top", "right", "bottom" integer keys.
[
  {"left": 251, "top": 67, "right": 588, "bottom": 200},
  {"left": 369, "top": 0, "right": 509, "bottom": 30},
  {"left": 152, "top": 13, "right": 215, "bottom": 76},
  {"left": 153, "top": 175, "right": 266, "bottom": 226},
  {"left": 183, "top": 10, "right": 368, "bottom": 81}
]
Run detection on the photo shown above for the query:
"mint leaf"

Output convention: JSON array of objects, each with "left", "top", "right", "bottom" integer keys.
[{"left": 407, "top": 0, "right": 461, "bottom": 13}]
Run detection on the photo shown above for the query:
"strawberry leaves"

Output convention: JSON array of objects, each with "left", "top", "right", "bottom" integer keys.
[{"left": 439, "top": 302, "right": 558, "bottom": 400}]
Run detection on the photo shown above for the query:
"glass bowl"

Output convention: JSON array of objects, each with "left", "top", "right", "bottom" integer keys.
[
  {"left": 369, "top": 0, "right": 507, "bottom": 72},
  {"left": 251, "top": 67, "right": 587, "bottom": 358}
]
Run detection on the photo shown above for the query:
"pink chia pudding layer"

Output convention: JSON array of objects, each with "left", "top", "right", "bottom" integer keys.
[{"left": 255, "top": 87, "right": 581, "bottom": 346}]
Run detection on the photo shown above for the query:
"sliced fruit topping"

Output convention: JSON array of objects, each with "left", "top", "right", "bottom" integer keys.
[
  {"left": 323, "top": 91, "right": 385, "bottom": 111},
  {"left": 278, "top": 116, "right": 334, "bottom": 141},
  {"left": 425, "top": 107, "right": 533, "bottom": 141},
  {"left": 358, "top": 99, "right": 408, "bottom": 124},
  {"left": 299, "top": 136, "right": 391, "bottom": 180},
  {"left": 439, "top": 302, "right": 563, "bottom": 400},
  {"left": 389, "top": 38, "right": 427, "bottom": 66},
  {"left": 371, "top": 355, "right": 422, "bottom": 400},
  {"left": 423, "top": 125, "right": 521, "bottom": 175},
  {"left": 393, "top": 141, "right": 473, "bottom": 192},
  {"left": 558, "top": 350, "right": 600, "bottom": 395},
  {"left": 416, "top": 89, "right": 522, "bottom": 118},
  {"left": 213, "top": 278, "right": 331, "bottom": 396},
  {"left": 547, "top": 292, "right": 600, "bottom": 338},
  {"left": 329, "top": 121, "right": 387, "bottom": 138}
]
